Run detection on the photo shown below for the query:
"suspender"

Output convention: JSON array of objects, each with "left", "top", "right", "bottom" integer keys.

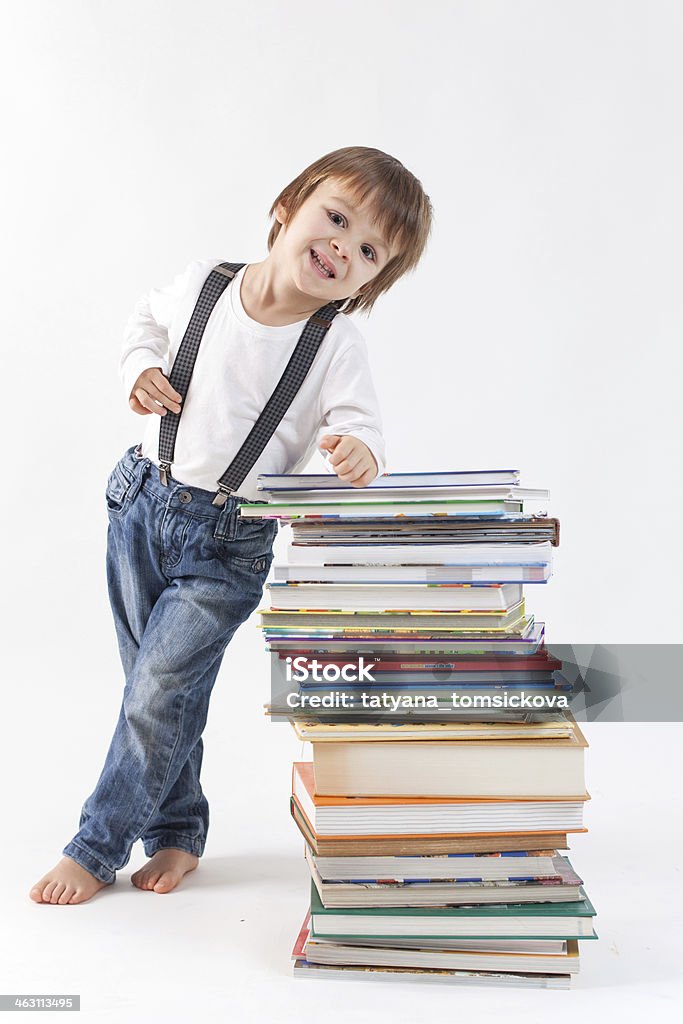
[{"left": 157, "top": 262, "right": 340, "bottom": 506}]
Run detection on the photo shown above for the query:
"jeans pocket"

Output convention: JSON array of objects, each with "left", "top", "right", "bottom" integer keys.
[
  {"left": 105, "top": 458, "right": 139, "bottom": 518},
  {"left": 235, "top": 515, "right": 278, "bottom": 544},
  {"left": 216, "top": 516, "right": 277, "bottom": 576},
  {"left": 231, "top": 550, "right": 274, "bottom": 576}
]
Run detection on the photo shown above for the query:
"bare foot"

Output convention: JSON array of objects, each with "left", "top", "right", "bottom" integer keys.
[
  {"left": 29, "top": 856, "right": 110, "bottom": 905},
  {"left": 131, "top": 849, "right": 199, "bottom": 894}
]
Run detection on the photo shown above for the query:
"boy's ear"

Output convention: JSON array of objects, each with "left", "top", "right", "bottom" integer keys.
[{"left": 274, "top": 200, "right": 288, "bottom": 226}]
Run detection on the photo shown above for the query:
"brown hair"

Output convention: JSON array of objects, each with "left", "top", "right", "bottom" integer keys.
[{"left": 267, "top": 146, "right": 433, "bottom": 316}]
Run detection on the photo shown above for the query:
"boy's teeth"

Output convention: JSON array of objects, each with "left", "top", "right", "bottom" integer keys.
[{"left": 312, "top": 250, "right": 333, "bottom": 276}]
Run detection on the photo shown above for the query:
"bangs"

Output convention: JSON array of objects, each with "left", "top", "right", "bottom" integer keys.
[{"left": 330, "top": 168, "right": 415, "bottom": 257}]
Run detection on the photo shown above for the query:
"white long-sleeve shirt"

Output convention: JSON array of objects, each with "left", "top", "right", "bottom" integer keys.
[{"left": 120, "top": 259, "right": 387, "bottom": 501}]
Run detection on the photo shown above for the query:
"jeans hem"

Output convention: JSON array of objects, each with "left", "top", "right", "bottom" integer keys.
[
  {"left": 62, "top": 842, "right": 117, "bottom": 885},
  {"left": 142, "top": 836, "right": 204, "bottom": 859}
]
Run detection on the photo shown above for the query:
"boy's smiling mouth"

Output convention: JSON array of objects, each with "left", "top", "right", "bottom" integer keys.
[{"left": 310, "top": 248, "right": 336, "bottom": 279}]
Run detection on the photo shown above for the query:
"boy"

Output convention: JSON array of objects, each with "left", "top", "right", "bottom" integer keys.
[{"left": 30, "top": 146, "right": 433, "bottom": 905}]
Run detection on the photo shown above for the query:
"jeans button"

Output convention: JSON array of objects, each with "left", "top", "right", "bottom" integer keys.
[
  {"left": 254, "top": 558, "right": 266, "bottom": 571},
  {"left": 179, "top": 491, "right": 192, "bottom": 504}
]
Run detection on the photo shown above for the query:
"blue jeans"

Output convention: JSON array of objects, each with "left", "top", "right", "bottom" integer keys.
[{"left": 62, "top": 445, "right": 277, "bottom": 884}]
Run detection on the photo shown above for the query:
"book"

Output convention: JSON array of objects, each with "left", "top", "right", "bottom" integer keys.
[
  {"left": 262, "top": 603, "right": 529, "bottom": 632},
  {"left": 293, "top": 911, "right": 581, "bottom": 978},
  {"left": 257, "top": 485, "right": 548, "bottom": 504},
  {"left": 286, "top": 541, "right": 553, "bottom": 564},
  {"left": 307, "top": 721, "right": 588, "bottom": 798},
  {"left": 292, "top": 762, "right": 588, "bottom": 837},
  {"left": 261, "top": 470, "right": 521, "bottom": 491},
  {"left": 292, "top": 716, "right": 575, "bottom": 742},
  {"left": 264, "top": 616, "right": 534, "bottom": 639},
  {"left": 267, "top": 622, "right": 545, "bottom": 654},
  {"left": 309, "top": 881, "right": 598, "bottom": 939},
  {"left": 267, "top": 582, "right": 525, "bottom": 612},
  {"left": 290, "top": 796, "right": 571, "bottom": 857},
  {"left": 290, "top": 515, "right": 561, "bottom": 546},
  {"left": 240, "top": 499, "right": 525, "bottom": 519},
  {"left": 292, "top": 958, "right": 572, "bottom": 988},
  {"left": 277, "top": 651, "right": 563, "bottom": 674},
  {"left": 307, "top": 847, "right": 584, "bottom": 907},
  {"left": 303, "top": 936, "right": 581, "bottom": 975},
  {"left": 304, "top": 934, "right": 573, "bottom": 953},
  {"left": 310, "top": 850, "right": 562, "bottom": 882},
  {"left": 273, "top": 563, "right": 551, "bottom": 584}
]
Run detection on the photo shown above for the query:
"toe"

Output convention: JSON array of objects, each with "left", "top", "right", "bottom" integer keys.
[
  {"left": 153, "top": 873, "right": 176, "bottom": 893},
  {"left": 58, "top": 886, "right": 74, "bottom": 905},
  {"left": 42, "top": 881, "right": 59, "bottom": 902},
  {"left": 29, "top": 884, "right": 45, "bottom": 903},
  {"left": 50, "top": 882, "right": 66, "bottom": 904}
]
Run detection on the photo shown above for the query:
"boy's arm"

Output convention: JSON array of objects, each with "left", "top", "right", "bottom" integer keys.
[{"left": 316, "top": 333, "right": 387, "bottom": 485}]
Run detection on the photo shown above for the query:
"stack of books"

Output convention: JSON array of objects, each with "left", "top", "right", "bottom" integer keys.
[{"left": 240, "top": 469, "right": 596, "bottom": 987}]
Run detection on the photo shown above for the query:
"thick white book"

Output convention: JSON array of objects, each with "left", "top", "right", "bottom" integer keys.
[
  {"left": 260, "top": 485, "right": 548, "bottom": 504},
  {"left": 266, "top": 582, "right": 524, "bottom": 611},
  {"left": 273, "top": 564, "right": 551, "bottom": 583},
  {"left": 307, "top": 722, "right": 588, "bottom": 798},
  {"left": 286, "top": 542, "right": 553, "bottom": 565}
]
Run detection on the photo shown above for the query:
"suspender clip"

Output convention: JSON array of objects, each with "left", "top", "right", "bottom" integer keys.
[
  {"left": 212, "top": 485, "right": 233, "bottom": 508},
  {"left": 159, "top": 463, "right": 171, "bottom": 486},
  {"left": 309, "top": 315, "right": 333, "bottom": 330}
]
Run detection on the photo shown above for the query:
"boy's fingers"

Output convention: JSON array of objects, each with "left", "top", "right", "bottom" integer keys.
[
  {"left": 348, "top": 463, "right": 376, "bottom": 486},
  {"left": 139, "top": 380, "right": 182, "bottom": 413},
  {"left": 335, "top": 454, "right": 372, "bottom": 481},
  {"left": 319, "top": 434, "right": 341, "bottom": 452},
  {"left": 133, "top": 387, "right": 168, "bottom": 416},
  {"left": 332, "top": 452, "right": 364, "bottom": 477},
  {"left": 353, "top": 470, "right": 375, "bottom": 487},
  {"left": 150, "top": 371, "right": 182, "bottom": 403},
  {"left": 326, "top": 436, "right": 357, "bottom": 465},
  {"left": 337, "top": 465, "right": 372, "bottom": 485}
]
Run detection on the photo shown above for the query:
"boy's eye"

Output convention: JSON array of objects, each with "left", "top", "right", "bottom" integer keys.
[{"left": 328, "top": 211, "right": 377, "bottom": 262}]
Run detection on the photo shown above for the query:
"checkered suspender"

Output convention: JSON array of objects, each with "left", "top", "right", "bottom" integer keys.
[
  {"left": 158, "top": 262, "right": 245, "bottom": 485},
  {"left": 156, "top": 262, "right": 340, "bottom": 505}
]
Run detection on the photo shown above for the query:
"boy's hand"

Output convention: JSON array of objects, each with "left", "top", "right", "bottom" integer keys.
[
  {"left": 319, "top": 435, "right": 378, "bottom": 487},
  {"left": 129, "top": 368, "right": 182, "bottom": 416}
]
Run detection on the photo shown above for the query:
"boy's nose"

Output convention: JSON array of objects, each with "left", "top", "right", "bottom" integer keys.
[{"left": 330, "top": 238, "right": 349, "bottom": 262}]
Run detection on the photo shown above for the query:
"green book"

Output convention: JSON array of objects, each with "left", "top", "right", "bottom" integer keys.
[{"left": 309, "top": 881, "right": 597, "bottom": 940}]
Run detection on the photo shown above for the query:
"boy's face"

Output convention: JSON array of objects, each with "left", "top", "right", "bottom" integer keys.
[{"left": 274, "top": 178, "right": 392, "bottom": 303}]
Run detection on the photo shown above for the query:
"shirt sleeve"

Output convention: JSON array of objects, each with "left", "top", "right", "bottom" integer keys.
[
  {"left": 316, "top": 327, "right": 387, "bottom": 480},
  {"left": 119, "top": 258, "right": 219, "bottom": 403}
]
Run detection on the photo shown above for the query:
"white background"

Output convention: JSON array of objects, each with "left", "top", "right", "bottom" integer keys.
[{"left": 1, "top": 1, "right": 681, "bottom": 1020}]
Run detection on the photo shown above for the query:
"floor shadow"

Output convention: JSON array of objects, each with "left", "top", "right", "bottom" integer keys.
[{"left": 122, "top": 851, "right": 306, "bottom": 892}]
